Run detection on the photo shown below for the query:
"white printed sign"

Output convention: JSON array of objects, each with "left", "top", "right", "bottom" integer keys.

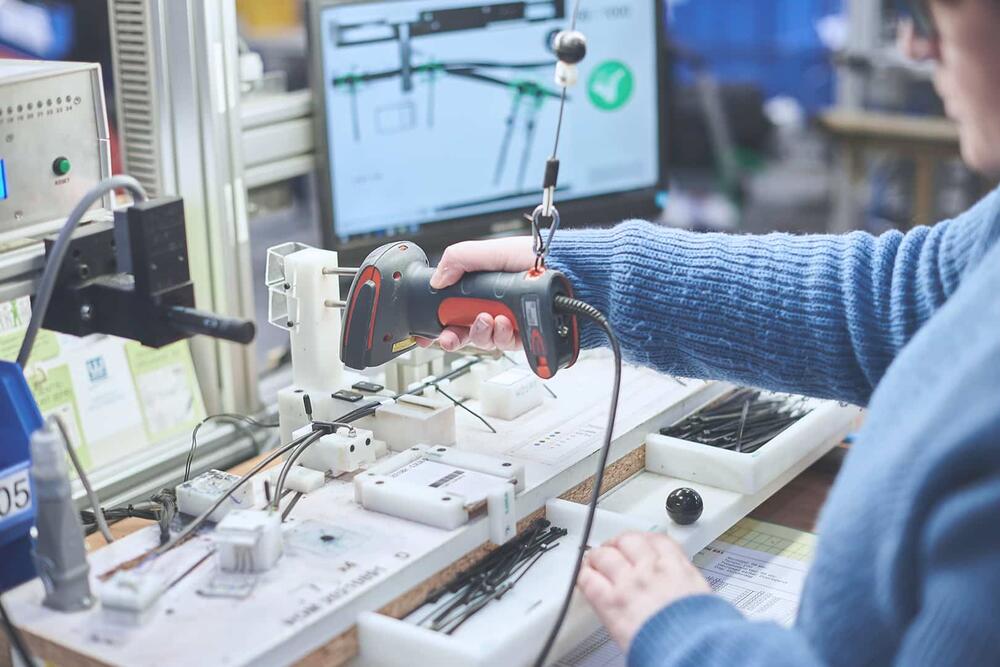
[{"left": 0, "top": 465, "right": 32, "bottom": 527}]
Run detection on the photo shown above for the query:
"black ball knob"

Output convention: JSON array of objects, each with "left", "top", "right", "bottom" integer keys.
[
  {"left": 666, "top": 487, "right": 703, "bottom": 525},
  {"left": 553, "top": 30, "right": 587, "bottom": 65}
]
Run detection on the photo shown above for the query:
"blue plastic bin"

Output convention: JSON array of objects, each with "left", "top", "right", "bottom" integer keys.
[{"left": 0, "top": 361, "right": 43, "bottom": 593}]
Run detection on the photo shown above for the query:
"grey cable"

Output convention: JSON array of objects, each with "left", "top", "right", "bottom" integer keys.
[
  {"left": 154, "top": 430, "right": 314, "bottom": 556},
  {"left": 270, "top": 430, "right": 326, "bottom": 512},
  {"left": 17, "top": 176, "right": 147, "bottom": 369},
  {"left": 51, "top": 415, "right": 114, "bottom": 544}
]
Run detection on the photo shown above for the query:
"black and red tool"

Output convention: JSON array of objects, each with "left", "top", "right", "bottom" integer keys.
[{"left": 340, "top": 241, "right": 580, "bottom": 379}]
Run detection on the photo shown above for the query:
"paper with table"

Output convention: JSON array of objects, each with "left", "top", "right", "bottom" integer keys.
[{"left": 554, "top": 518, "right": 817, "bottom": 667}]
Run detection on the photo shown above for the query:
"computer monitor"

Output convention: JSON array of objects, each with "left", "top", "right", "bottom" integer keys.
[{"left": 308, "top": 0, "right": 669, "bottom": 258}]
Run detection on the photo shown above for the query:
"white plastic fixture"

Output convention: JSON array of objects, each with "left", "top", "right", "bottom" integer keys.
[
  {"left": 646, "top": 396, "right": 863, "bottom": 495},
  {"left": 213, "top": 509, "right": 284, "bottom": 574},
  {"left": 176, "top": 469, "right": 254, "bottom": 523},
  {"left": 266, "top": 465, "right": 326, "bottom": 494},
  {"left": 447, "top": 358, "right": 505, "bottom": 401},
  {"left": 354, "top": 445, "right": 523, "bottom": 542},
  {"left": 99, "top": 570, "right": 168, "bottom": 626},
  {"left": 366, "top": 395, "right": 456, "bottom": 452},
  {"left": 480, "top": 368, "right": 545, "bottom": 420},
  {"left": 296, "top": 426, "right": 377, "bottom": 475}
]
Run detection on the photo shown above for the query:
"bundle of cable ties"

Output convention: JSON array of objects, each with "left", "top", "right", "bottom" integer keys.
[{"left": 660, "top": 388, "right": 811, "bottom": 454}]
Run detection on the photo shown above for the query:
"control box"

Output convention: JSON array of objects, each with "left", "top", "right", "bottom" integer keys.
[{"left": 0, "top": 60, "right": 111, "bottom": 241}]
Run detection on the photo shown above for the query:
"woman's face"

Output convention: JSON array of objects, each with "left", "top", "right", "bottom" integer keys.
[{"left": 901, "top": 1, "right": 1000, "bottom": 176}]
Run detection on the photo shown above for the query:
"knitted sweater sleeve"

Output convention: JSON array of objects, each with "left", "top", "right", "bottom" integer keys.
[{"left": 545, "top": 189, "right": 1000, "bottom": 406}]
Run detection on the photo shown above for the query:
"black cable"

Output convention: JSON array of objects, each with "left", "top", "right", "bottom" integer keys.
[
  {"left": 533, "top": 296, "right": 622, "bottom": 667},
  {"left": 0, "top": 597, "right": 34, "bottom": 667},
  {"left": 435, "top": 385, "right": 497, "bottom": 434},
  {"left": 184, "top": 413, "right": 279, "bottom": 482}
]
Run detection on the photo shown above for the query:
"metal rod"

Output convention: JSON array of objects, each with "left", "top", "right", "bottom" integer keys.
[
  {"left": 322, "top": 267, "right": 360, "bottom": 276},
  {"left": 325, "top": 300, "right": 347, "bottom": 309}
]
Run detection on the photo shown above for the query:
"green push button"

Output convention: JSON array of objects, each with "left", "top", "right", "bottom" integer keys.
[{"left": 52, "top": 157, "right": 71, "bottom": 176}]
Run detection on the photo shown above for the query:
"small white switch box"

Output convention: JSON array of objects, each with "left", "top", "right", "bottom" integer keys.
[
  {"left": 297, "top": 426, "right": 376, "bottom": 475},
  {"left": 214, "top": 509, "right": 284, "bottom": 573},
  {"left": 448, "top": 358, "right": 504, "bottom": 400},
  {"left": 176, "top": 469, "right": 254, "bottom": 523},
  {"left": 480, "top": 368, "right": 544, "bottom": 420},
  {"left": 100, "top": 571, "right": 167, "bottom": 626}
]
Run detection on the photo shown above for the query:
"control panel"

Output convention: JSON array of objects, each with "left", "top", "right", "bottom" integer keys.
[{"left": 0, "top": 60, "right": 111, "bottom": 241}]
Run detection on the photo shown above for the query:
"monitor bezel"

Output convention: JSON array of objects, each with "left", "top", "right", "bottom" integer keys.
[{"left": 307, "top": 0, "right": 670, "bottom": 261}]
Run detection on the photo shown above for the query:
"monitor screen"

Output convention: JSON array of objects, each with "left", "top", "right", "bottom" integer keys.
[{"left": 315, "top": 0, "right": 663, "bottom": 242}]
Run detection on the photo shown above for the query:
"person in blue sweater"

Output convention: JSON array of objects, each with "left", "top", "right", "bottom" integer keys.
[{"left": 422, "top": 0, "right": 1000, "bottom": 664}]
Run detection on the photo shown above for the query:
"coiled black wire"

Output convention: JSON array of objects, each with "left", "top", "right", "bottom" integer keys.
[{"left": 533, "top": 295, "right": 622, "bottom": 667}]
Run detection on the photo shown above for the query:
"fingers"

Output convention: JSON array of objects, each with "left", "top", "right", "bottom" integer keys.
[
  {"left": 608, "top": 531, "right": 684, "bottom": 565},
  {"left": 577, "top": 563, "right": 615, "bottom": 606},
  {"left": 586, "top": 545, "right": 633, "bottom": 581},
  {"left": 430, "top": 237, "right": 535, "bottom": 290},
  {"left": 436, "top": 315, "right": 519, "bottom": 352},
  {"left": 438, "top": 326, "right": 470, "bottom": 352},
  {"left": 468, "top": 313, "right": 495, "bottom": 349},
  {"left": 494, "top": 315, "right": 518, "bottom": 350}
]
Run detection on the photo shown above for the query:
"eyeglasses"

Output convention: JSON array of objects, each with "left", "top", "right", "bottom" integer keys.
[{"left": 906, "top": 0, "right": 937, "bottom": 37}]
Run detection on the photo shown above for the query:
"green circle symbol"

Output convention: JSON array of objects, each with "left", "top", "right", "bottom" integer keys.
[{"left": 587, "top": 60, "right": 634, "bottom": 111}]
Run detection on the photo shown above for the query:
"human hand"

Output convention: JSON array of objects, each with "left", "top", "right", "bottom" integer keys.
[
  {"left": 577, "top": 531, "right": 711, "bottom": 652},
  {"left": 421, "top": 236, "right": 536, "bottom": 352}
]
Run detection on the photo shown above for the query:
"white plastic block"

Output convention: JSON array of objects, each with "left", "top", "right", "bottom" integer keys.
[
  {"left": 100, "top": 571, "right": 167, "bottom": 626},
  {"left": 279, "top": 387, "right": 368, "bottom": 445},
  {"left": 279, "top": 247, "right": 344, "bottom": 390},
  {"left": 487, "top": 482, "right": 516, "bottom": 545},
  {"left": 176, "top": 469, "right": 254, "bottom": 522},
  {"left": 424, "top": 445, "right": 525, "bottom": 491},
  {"left": 297, "top": 427, "right": 376, "bottom": 475},
  {"left": 480, "top": 368, "right": 544, "bottom": 420},
  {"left": 354, "top": 447, "right": 426, "bottom": 503},
  {"left": 448, "top": 358, "right": 504, "bottom": 401},
  {"left": 371, "top": 398, "right": 456, "bottom": 452},
  {"left": 213, "top": 509, "right": 284, "bottom": 573},
  {"left": 646, "top": 398, "right": 862, "bottom": 494},
  {"left": 385, "top": 348, "right": 446, "bottom": 392},
  {"left": 357, "top": 474, "right": 468, "bottom": 530},
  {"left": 266, "top": 465, "right": 326, "bottom": 494}
]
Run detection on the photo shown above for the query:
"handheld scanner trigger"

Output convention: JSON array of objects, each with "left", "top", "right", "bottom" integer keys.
[{"left": 421, "top": 268, "right": 581, "bottom": 379}]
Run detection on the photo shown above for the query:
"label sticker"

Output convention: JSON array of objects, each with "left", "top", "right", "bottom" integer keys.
[{"left": 0, "top": 464, "right": 32, "bottom": 527}]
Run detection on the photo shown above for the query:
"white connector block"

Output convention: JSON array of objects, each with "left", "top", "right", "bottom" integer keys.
[
  {"left": 100, "top": 571, "right": 167, "bottom": 626},
  {"left": 447, "top": 358, "right": 505, "bottom": 401},
  {"left": 266, "top": 465, "right": 326, "bottom": 494},
  {"left": 480, "top": 368, "right": 544, "bottom": 420},
  {"left": 214, "top": 509, "right": 284, "bottom": 574},
  {"left": 384, "top": 347, "right": 447, "bottom": 393},
  {"left": 370, "top": 397, "right": 456, "bottom": 452},
  {"left": 357, "top": 474, "right": 468, "bottom": 530},
  {"left": 297, "top": 426, "right": 377, "bottom": 475},
  {"left": 176, "top": 469, "right": 254, "bottom": 523}
]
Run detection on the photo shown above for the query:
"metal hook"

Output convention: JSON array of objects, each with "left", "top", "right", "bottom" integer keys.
[{"left": 530, "top": 204, "right": 561, "bottom": 268}]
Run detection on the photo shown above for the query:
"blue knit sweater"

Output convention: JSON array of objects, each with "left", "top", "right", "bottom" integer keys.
[{"left": 546, "top": 187, "right": 1000, "bottom": 666}]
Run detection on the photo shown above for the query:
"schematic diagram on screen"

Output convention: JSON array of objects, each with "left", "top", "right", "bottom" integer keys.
[{"left": 326, "top": 0, "right": 571, "bottom": 195}]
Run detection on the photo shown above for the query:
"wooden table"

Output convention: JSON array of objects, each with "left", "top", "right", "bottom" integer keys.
[{"left": 820, "top": 109, "right": 963, "bottom": 230}]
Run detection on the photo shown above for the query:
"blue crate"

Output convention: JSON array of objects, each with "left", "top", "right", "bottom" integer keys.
[
  {"left": 0, "top": 361, "right": 43, "bottom": 593},
  {"left": 670, "top": 0, "right": 842, "bottom": 112}
]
